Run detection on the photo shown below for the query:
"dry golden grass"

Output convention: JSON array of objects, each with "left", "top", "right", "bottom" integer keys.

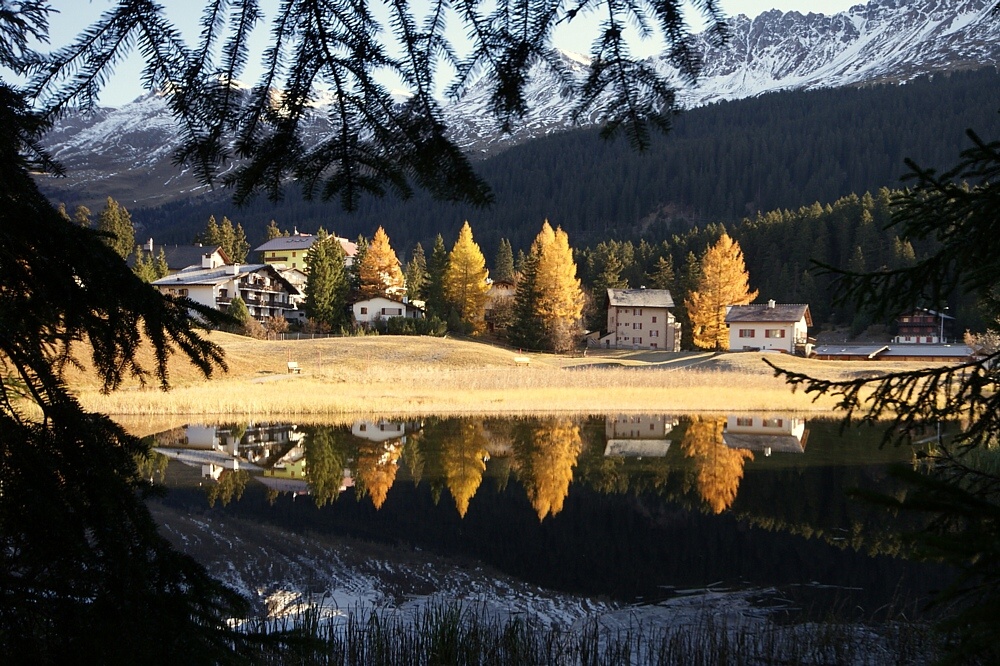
[{"left": 64, "top": 333, "right": 935, "bottom": 421}]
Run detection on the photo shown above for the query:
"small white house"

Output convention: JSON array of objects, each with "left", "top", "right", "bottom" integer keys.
[
  {"left": 725, "top": 301, "right": 812, "bottom": 354},
  {"left": 352, "top": 296, "right": 424, "bottom": 326}
]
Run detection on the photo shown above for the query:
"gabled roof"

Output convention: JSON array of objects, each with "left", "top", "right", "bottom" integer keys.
[
  {"left": 152, "top": 263, "right": 301, "bottom": 294},
  {"left": 128, "top": 244, "right": 230, "bottom": 271},
  {"left": 254, "top": 233, "right": 357, "bottom": 257},
  {"left": 725, "top": 303, "right": 812, "bottom": 326},
  {"left": 607, "top": 288, "right": 674, "bottom": 308}
]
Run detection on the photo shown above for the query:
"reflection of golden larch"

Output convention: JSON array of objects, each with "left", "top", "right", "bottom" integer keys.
[
  {"left": 681, "top": 416, "right": 753, "bottom": 514},
  {"left": 442, "top": 421, "right": 489, "bottom": 517},
  {"left": 522, "top": 419, "right": 583, "bottom": 520},
  {"left": 355, "top": 440, "right": 401, "bottom": 509}
]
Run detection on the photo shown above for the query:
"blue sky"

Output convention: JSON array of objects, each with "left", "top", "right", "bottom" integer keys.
[{"left": 41, "top": 0, "right": 861, "bottom": 106}]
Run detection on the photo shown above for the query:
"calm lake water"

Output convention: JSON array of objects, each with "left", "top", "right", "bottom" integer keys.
[{"left": 149, "top": 414, "right": 951, "bottom": 615}]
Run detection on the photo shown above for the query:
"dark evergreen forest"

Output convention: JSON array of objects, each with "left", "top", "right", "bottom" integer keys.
[{"left": 134, "top": 68, "right": 1000, "bottom": 260}]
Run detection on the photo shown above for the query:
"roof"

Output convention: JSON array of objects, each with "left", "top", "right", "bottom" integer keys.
[
  {"left": 352, "top": 295, "right": 424, "bottom": 311},
  {"left": 880, "top": 344, "right": 973, "bottom": 358},
  {"left": 152, "top": 263, "right": 300, "bottom": 294},
  {"left": 254, "top": 233, "right": 357, "bottom": 257},
  {"left": 812, "top": 345, "right": 890, "bottom": 359},
  {"left": 128, "top": 244, "right": 230, "bottom": 270},
  {"left": 607, "top": 288, "right": 674, "bottom": 308},
  {"left": 900, "top": 308, "right": 955, "bottom": 321},
  {"left": 725, "top": 303, "right": 812, "bottom": 326},
  {"left": 723, "top": 434, "right": 806, "bottom": 453}
]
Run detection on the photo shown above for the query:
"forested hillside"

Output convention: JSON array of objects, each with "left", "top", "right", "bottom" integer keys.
[{"left": 130, "top": 69, "right": 1000, "bottom": 263}]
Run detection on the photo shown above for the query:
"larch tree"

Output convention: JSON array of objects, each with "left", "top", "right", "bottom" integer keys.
[
  {"left": 532, "top": 221, "right": 585, "bottom": 352},
  {"left": 493, "top": 238, "right": 516, "bottom": 283},
  {"left": 303, "top": 228, "right": 349, "bottom": 330},
  {"left": 444, "top": 221, "right": 490, "bottom": 334},
  {"left": 358, "top": 226, "right": 404, "bottom": 299},
  {"left": 685, "top": 233, "right": 758, "bottom": 351},
  {"left": 96, "top": 196, "right": 134, "bottom": 260},
  {"left": 404, "top": 242, "right": 428, "bottom": 302}
]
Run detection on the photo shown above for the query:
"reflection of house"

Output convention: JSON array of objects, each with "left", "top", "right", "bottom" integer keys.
[
  {"left": 726, "top": 301, "right": 812, "bottom": 354},
  {"left": 153, "top": 262, "right": 302, "bottom": 322},
  {"left": 894, "top": 308, "right": 954, "bottom": 344},
  {"left": 603, "top": 414, "right": 678, "bottom": 457},
  {"left": 352, "top": 297, "right": 424, "bottom": 327},
  {"left": 600, "top": 288, "right": 682, "bottom": 351},
  {"left": 722, "top": 415, "right": 808, "bottom": 455},
  {"left": 254, "top": 232, "right": 358, "bottom": 271},
  {"left": 166, "top": 423, "right": 302, "bottom": 468},
  {"left": 153, "top": 447, "right": 243, "bottom": 480},
  {"left": 352, "top": 419, "right": 413, "bottom": 443}
]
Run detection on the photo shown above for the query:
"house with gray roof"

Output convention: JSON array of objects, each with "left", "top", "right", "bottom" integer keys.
[
  {"left": 131, "top": 240, "right": 231, "bottom": 274},
  {"left": 725, "top": 301, "right": 812, "bottom": 354},
  {"left": 600, "top": 288, "right": 681, "bottom": 351},
  {"left": 254, "top": 232, "right": 357, "bottom": 271},
  {"left": 152, "top": 263, "right": 302, "bottom": 323}
]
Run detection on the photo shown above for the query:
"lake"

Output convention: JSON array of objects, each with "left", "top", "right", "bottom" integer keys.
[{"left": 147, "top": 414, "right": 950, "bottom": 623}]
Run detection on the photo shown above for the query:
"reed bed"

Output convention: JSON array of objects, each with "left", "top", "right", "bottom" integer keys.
[{"left": 246, "top": 601, "right": 937, "bottom": 666}]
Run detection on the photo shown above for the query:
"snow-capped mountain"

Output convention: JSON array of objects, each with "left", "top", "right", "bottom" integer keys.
[{"left": 39, "top": 0, "right": 1000, "bottom": 206}]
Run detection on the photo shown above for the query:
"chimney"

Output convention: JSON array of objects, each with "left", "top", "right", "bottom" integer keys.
[
  {"left": 146, "top": 238, "right": 153, "bottom": 252},
  {"left": 202, "top": 253, "right": 213, "bottom": 269},
  {"left": 768, "top": 299, "right": 776, "bottom": 309},
  {"left": 229, "top": 263, "right": 240, "bottom": 275}
]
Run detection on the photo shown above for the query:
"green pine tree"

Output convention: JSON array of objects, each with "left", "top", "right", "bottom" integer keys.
[
  {"left": 424, "top": 234, "right": 449, "bottom": 320},
  {"left": 96, "top": 197, "right": 134, "bottom": 260},
  {"left": 231, "top": 222, "right": 250, "bottom": 263},
  {"left": 405, "top": 242, "right": 428, "bottom": 301},
  {"left": 494, "top": 238, "right": 516, "bottom": 283},
  {"left": 304, "top": 228, "right": 349, "bottom": 330}
]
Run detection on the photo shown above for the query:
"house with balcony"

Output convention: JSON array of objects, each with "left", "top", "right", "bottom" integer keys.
[
  {"left": 152, "top": 262, "right": 302, "bottom": 323},
  {"left": 726, "top": 301, "right": 812, "bottom": 355},
  {"left": 894, "top": 308, "right": 954, "bottom": 344},
  {"left": 254, "top": 232, "right": 357, "bottom": 272},
  {"left": 599, "top": 288, "right": 682, "bottom": 351}
]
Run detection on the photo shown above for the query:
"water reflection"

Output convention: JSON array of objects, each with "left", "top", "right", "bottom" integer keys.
[{"left": 151, "top": 414, "right": 831, "bottom": 519}]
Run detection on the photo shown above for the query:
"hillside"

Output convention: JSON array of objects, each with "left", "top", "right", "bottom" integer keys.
[{"left": 120, "top": 69, "right": 1000, "bottom": 259}]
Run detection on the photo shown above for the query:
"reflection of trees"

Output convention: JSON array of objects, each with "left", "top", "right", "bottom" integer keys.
[
  {"left": 303, "top": 427, "right": 349, "bottom": 507},
  {"left": 134, "top": 448, "right": 169, "bottom": 483},
  {"left": 205, "top": 469, "right": 249, "bottom": 507},
  {"left": 356, "top": 440, "right": 402, "bottom": 509},
  {"left": 440, "top": 420, "right": 489, "bottom": 517},
  {"left": 681, "top": 416, "right": 753, "bottom": 514},
  {"left": 514, "top": 418, "right": 583, "bottom": 520},
  {"left": 400, "top": 429, "right": 425, "bottom": 487}
]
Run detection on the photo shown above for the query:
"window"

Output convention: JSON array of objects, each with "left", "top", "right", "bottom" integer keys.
[
  {"left": 736, "top": 417, "right": 753, "bottom": 427},
  {"left": 764, "top": 329, "right": 786, "bottom": 338},
  {"left": 360, "top": 307, "right": 368, "bottom": 315},
  {"left": 292, "top": 252, "right": 297, "bottom": 257},
  {"left": 739, "top": 329, "right": 755, "bottom": 338},
  {"left": 219, "top": 288, "right": 227, "bottom": 298},
  {"left": 652, "top": 316, "right": 657, "bottom": 323},
  {"left": 651, "top": 342, "right": 657, "bottom": 349},
  {"left": 359, "top": 424, "right": 367, "bottom": 431},
  {"left": 633, "top": 322, "right": 642, "bottom": 330},
  {"left": 650, "top": 423, "right": 655, "bottom": 431},
  {"left": 763, "top": 418, "right": 784, "bottom": 428},
  {"left": 637, "top": 338, "right": 642, "bottom": 344},
  {"left": 650, "top": 330, "right": 659, "bottom": 337}
]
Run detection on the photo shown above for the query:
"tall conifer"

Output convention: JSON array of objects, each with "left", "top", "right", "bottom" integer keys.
[
  {"left": 494, "top": 239, "right": 516, "bottom": 283},
  {"left": 96, "top": 197, "right": 134, "bottom": 260},
  {"left": 685, "top": 233, "right": 758, "bottom": 351},
  {"left": 444, "top": 221, "right": 490, "bottom": 334},
  {"left": 405, "top": 243, "right": 428, "bottom": 301},
  {"left": 424, "top": 234, "right": 449, "bottom": 320}
]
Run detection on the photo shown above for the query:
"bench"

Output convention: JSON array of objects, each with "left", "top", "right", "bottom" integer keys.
[
  {"left": 286, "top": 361, "right": 301, "bottom": 374},
  {"left": 513, "top": 355, "right": 531, "bottom": 367}
]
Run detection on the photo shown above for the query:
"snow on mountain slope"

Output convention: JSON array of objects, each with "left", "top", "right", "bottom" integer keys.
[{"left": 39, "top": 0, "right": 1000, "bottom": 206}]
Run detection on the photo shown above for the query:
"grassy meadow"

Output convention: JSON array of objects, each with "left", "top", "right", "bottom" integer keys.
[{"left": 65, "top": 332, "right": 927, "bottom": 433}]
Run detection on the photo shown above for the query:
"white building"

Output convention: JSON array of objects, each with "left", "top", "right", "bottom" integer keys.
[
  {"left": 152, "top": 261, "right": 302, "bottom": 323},
  {"left": 725, "top": 301, "right": 812, "bottom": 354},
  {"left": 352, "top": 296, "right": 424, "bottom": 326}
]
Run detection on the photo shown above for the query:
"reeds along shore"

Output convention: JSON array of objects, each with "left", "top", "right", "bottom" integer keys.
[{"left": 66, "top": 333, "right": 903, "bottom": 418}]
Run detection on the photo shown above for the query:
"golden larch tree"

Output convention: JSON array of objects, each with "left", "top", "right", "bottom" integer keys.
[
  {"left": 355, "top": 440, "right": 402, "bottom": 509},
  {"left": 684, "top": 233, "right": 758, "bottom": 350},
  {"left": 680, "top": 416, "right": 753, "bottom": 514},
  {"left": 515, "top": 418, "right": 582, "bottom": 521},
  {"left": 532, "top": 222, "right": 584, "bottom": 352},
  {"left": 358, "top": 226, "right": 404, "bottom": 299},
  {"left": 441, "top": 420, "right": 490, "bottom": 518},
  {"left": 444, "top": 221, "right": 490, "bottom": 333}
]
